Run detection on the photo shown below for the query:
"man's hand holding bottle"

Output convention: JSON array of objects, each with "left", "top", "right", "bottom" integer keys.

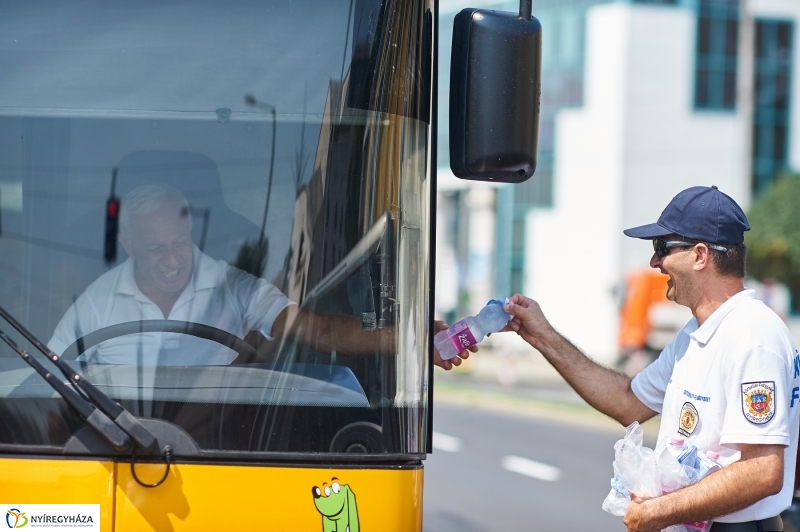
[{"left": 500, "top": 294, "right": 556, "bottom": 351}]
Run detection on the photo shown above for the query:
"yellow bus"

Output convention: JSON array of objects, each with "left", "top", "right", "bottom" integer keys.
[{"left": 0, "top": 1, "right": 540, "bottom": 529}]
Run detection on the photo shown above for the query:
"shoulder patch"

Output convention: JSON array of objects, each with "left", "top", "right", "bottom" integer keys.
[
  {"left": 741, "top": 381, "right": 776, "bottom": 425},
  {"left": 678, "top": 402, "right": 699, "bottom": 437}
]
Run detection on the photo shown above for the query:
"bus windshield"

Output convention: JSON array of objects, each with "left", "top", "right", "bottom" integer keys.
[{"left": 0, "top": 0, "right": 432, "bottom": 458}]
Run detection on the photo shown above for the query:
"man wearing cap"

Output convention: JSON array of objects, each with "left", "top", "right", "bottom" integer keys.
[{"left": 502, "top": 186, "right": 799, "bottom": 531}]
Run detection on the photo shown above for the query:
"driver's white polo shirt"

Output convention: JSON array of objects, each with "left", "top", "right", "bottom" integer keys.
[
  {"left": 632, "top": 289, "right": 800, "bottom": 522},
  {"left": 48, "top": 246, "right": 293, "bottom": 365}
]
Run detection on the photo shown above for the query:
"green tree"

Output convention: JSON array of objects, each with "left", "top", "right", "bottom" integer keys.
[{"left": 746, "top": 174, "right": 800, "bottom": 312}]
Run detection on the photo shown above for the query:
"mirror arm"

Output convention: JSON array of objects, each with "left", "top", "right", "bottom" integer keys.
[{"left": 519, "top": 0, "right": 531, "bottom": 21}]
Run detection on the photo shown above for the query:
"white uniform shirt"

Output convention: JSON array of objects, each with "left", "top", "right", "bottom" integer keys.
[
  {"left": 632, "top": 289, "right": 800, "bottom": 522},
  {"left": 48, "top": 246, "right": 293, "bottom": 365}
]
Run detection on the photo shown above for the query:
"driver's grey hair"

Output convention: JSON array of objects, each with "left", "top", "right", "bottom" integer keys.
[{"left": 119, "top": 184, "right": 192, "bottom": 240}]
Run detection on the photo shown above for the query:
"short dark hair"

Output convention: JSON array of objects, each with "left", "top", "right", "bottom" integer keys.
[
  {"left": 709, "top": 243, "right": 746, "bottom": 278},
  {"left": 666, "top": 234, "right": 747, "bottom": 278}
]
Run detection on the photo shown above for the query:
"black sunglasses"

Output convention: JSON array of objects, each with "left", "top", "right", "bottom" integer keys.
[{"left": 652, "top": 238, "right": 728, "bottom": 258}]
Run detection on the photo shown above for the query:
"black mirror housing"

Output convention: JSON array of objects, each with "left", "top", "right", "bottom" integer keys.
[{"left": 449, "top": 7, "right": 542, "bottom": 183}]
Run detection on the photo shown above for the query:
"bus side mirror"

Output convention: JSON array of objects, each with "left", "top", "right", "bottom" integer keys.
[{"left": 449, "top": 3, "right": 541, "bottom": 183}]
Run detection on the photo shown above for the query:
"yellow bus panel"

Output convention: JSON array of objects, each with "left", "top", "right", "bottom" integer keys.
[
  {"left": 115, "top": 462, "right": 423, "bottom": 532},
  {"left": 0, "top": 458, "right": 115, "bottom": 530}
]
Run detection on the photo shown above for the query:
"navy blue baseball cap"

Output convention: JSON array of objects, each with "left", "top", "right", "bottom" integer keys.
[{"left": 623, "top": 186, "right": 750, "bottom": 244}]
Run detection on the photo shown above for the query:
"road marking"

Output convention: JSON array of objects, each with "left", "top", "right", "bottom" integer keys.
[
  {"left": 501, "top": 455, "right": 561, "bottom": 482},
  {"left": 432, "top": 431, "right": 463, "bottom": 452}
]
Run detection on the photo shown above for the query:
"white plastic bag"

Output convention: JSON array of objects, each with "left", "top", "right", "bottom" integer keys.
[
  {"left": 602, "top": 461, "right": 632, "bottom": 516},
  {"left": 602, "top": 424, "right": 719, "bottom": 532},
  {"left": 601, "top": 422, "right": 660, "bottom": 516}
]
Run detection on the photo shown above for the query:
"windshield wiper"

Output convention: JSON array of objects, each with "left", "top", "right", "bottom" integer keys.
[
  {"left": 0, "top": 328, "right": 130, "bottom": 451},
  {"left": 0, "top": 305, "right": 158, "bottom": 452}
]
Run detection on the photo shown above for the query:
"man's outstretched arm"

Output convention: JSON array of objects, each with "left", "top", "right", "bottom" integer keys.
[{"left": 503, "top": 294, "right": 656, "bottom": 426}]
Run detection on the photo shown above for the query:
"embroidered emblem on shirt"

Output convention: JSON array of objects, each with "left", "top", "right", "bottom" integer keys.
[
  {"left": 741, "top": 381, "right": 775, "bottom": 425},
  {"left": 678, "top": 402, "right": 699, "bottom": 437},
  {"left": 742, "top": 381, "right": 775, "bottom": 425}
]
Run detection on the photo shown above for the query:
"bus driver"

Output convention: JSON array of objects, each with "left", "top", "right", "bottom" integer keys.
[{"left": 48, "top": 184, "right": 469, "bottom": 368}]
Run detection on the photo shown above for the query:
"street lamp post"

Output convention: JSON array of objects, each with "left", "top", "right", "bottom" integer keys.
[{"left": 244, "top": 94, "right": 277, "bottom": 251}]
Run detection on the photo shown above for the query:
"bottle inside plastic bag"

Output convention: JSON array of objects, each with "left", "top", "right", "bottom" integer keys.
[
  {"left": 666, "top": 435, "right": 686, "bottom": 459},
  {"left": 434, "top": 299, "right": 512, "bottom": 360},
  {"left": 603, "top": 424, "right": 723, "bottom": 532},
  {"left": 694, "top": 450, "right": 722, "bottom": 479},
  {"left": 657, "top": 446, "right": 691, "bottom": 495},
  {"left": 681, "top": 451, "right": 721, "bottom": 532}
]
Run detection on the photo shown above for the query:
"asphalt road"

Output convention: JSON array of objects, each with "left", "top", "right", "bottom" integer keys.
[{"left": 423, "top": 402, "right": 628, "bottom": 532}]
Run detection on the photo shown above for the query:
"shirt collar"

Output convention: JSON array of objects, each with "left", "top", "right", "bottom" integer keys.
[
  {"left": 115, "top": 258, "right": 139, "bottom": 297},
  {"left": 114, "top": 245, "right": 218, "bottom": 298},
  {"left": 190, "top": 245, "right": 218, "bottom": 291},
  {"left": 690, "top": 288, "right": 755, "bottom": 345}
]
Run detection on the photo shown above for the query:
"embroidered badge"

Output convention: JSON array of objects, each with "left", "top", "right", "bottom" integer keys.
[
  {"left": 742, "top": 381, "right": 775, "bottom": 424},
  {"left": 678, "top": 402, "right": 699, "bottom": 437}
]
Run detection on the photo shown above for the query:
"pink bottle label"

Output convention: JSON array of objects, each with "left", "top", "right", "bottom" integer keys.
[{"left": 448, "top": 320, "right": 477, "bottom": 352}]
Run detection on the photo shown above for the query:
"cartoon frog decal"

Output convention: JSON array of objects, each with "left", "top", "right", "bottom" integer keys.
[{"left": 312, "top": 477, "right": 359, "bottom": 532}]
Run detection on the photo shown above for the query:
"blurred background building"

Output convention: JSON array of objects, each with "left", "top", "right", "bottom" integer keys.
[{"left": 436, "top": 0, "right": 800, "bottom": 365}]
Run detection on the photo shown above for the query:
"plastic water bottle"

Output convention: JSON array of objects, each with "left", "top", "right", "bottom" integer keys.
[
  {"left": 696, "top": 450, "right": 722, "bottom": 478},
  {"left": 434, "top": 299, "right": 512, "bottom": 360},
  {"left": 666, "top": 435, "right": 686, "bottom": 459},
  {"left": 684, "top": 451, "right": 720, "bottom": 532}
]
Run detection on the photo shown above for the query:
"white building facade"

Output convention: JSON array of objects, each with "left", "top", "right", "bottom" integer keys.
[{"left": 436, "top": 0, "right": 800, "bottom": 364}]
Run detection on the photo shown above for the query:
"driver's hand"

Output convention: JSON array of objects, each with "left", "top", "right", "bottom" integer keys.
[{"left": 433, "top": 320, "right": 477, "bottom": 370}]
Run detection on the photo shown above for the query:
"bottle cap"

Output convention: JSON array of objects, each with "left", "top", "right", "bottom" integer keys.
[
  {"left": 670, "top": 435, "right": 685, "bottom": 446},
  {"left": 707, "top": 451, "right": 720, "bottom": 461}
]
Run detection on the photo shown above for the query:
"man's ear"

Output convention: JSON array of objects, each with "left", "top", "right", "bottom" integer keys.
[
  {"left": 692, "top": 243, "right": 711, "bottom": 271},
  {"left": 118, "top": 233, "right": 133, "bottom": 258}
]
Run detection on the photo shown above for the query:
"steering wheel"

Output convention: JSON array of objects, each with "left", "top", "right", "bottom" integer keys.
[{"left": 61, "top": 320, "right": 259, "bottom": 362}]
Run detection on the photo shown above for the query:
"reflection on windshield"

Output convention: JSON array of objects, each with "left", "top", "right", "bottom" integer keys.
[{"left": 0, "top": 0, "right": 432, "bottom": 456}]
